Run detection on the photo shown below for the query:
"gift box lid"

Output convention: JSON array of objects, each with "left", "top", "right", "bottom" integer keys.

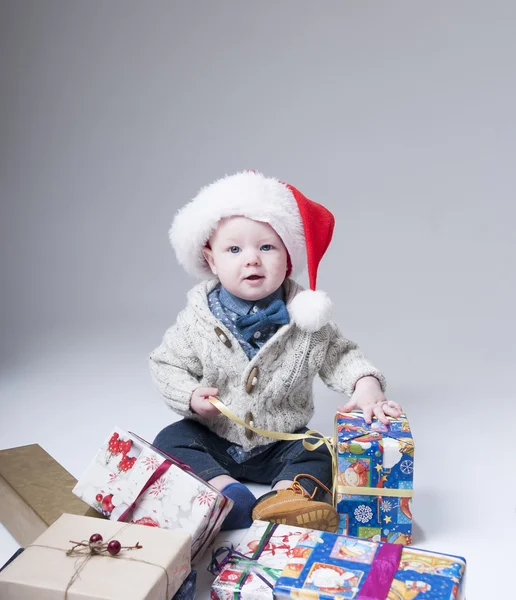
[
  {"left": 335, "top": 411, "right": 413, "bottom": 448},
  {"left": 0, "top": 513, "right": 192, "bottom": 600},
  {"left": 0, "top": 444, "right": 101, "bottom": 526}
]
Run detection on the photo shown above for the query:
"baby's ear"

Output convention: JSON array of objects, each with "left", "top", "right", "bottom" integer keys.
[{"left": 202, "top": 246, "right": 217, "bottom": 275}]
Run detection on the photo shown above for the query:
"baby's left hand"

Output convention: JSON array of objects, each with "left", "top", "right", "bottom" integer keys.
[{"left": 338, "top": 376, "right": 402, "bottom": 425}]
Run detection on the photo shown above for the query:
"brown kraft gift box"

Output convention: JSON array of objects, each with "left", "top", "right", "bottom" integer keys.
[{"left": 0, "top": 444, "right": 103, "bottom": 546}]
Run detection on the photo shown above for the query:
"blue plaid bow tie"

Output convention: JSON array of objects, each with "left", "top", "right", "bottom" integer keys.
[{"left": 236, "top": 299, "right": 290, "bottom": 341}]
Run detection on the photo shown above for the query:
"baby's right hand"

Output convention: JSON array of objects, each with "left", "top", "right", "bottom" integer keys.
[{"left": 190, "top": 387, "right": 221, "bottom": 417}]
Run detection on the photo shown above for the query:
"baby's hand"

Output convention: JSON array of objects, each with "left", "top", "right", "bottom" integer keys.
[
  {"left": 338, "top": 376, "right": 402, "bottom": 425},
  {"left": 190, "top": 387, "right": 221, "bottom": 417}
]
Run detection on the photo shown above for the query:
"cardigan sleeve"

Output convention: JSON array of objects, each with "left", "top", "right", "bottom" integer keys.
[
  {"left": 149, "top": 314, "right": 204, "bottom": 417},
  {"left": 318, "top": 322, "right": 386, "bottom": 397}
]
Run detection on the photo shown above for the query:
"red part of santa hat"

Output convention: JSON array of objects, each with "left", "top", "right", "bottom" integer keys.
[
  {"left": 285, "top": 183, "right": 335, "bottom": 293},
  {"left": 170, "top": 171, "right": 335, "bottom": 331}
]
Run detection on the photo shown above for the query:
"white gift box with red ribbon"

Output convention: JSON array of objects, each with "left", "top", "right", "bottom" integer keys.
[{"left": 73, "top": 427, "right": 233, "bottom": 562}]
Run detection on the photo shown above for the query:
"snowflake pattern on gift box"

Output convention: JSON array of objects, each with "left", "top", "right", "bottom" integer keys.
[
  {"left": 380, "top": 500, "right": 393, "bottom": 513},
  {"left": 196, "top": 490, "right": 216, "bottom": 506},
  {"left": 148, "top": 474, "right": 168, "bottom": 498},
  {"left": 400, "top": 459, "right": 414, "bottom": 475},
  {"left": 354, "top": 505, "right": 373, "bottom": 523},
  {"left": 141, "top": 455, "right": 161, "bottom": 472}
]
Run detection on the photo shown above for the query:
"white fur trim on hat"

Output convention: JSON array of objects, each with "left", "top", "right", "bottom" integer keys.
[
  {"left": 289, "top": 289, "right": 332, "bottom": 332},
  {"left": 170, "top": 172, "right": 306, "bottom": 279}
]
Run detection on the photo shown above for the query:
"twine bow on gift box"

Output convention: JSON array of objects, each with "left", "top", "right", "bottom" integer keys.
[
  {"left": 28, "top": 524, "right": 171, "bottom": 600},
  {"left": 208, "top": 544, "right": 278, "bottom": 590}
]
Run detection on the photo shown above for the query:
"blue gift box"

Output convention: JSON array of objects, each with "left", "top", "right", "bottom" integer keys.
[
  {"left": 274, "top": 531, "right": 466, "bottom": 599},
  {"left": 335, "top": 411, "right": 414, "bottom": 544}
]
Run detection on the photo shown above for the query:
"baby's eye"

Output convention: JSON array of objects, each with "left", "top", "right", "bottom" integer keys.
[
  {"left": 229, "top": 246, "right": 241, "bottom": 254},
  {"left": 260, "top": 244, "right": 273, "bottom": 251}
]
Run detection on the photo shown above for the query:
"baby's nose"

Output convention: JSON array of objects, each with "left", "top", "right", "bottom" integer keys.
[{"left": 245, "top": 251, "right": 261, "bottom": 265}]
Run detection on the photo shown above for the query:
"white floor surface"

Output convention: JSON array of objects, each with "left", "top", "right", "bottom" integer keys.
[{"left": 0, "top": 326, "right": 513, "bottom": 599}]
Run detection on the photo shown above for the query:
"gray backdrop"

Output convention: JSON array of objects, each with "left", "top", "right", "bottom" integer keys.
[{"left": 1, "top": 1, "right": 514, "bottom": 597}]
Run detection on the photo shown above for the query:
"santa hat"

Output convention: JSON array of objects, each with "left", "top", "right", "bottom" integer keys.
[{"left": 169, "top": 171, "right": 335, "bottom": 332}]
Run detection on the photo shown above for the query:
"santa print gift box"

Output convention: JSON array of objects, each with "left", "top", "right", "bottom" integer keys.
[
  {"left": 72, "top": 427, "right": 233, "bottom": 562},
  {"left": 210, "top": 520, "right": 318, "bottom": 600},
  {"left": 274, "top": 531, "right": 466, "bottom": 600},
  {"left": 335, "top": 411, "right": 414, "bottom": 545}
]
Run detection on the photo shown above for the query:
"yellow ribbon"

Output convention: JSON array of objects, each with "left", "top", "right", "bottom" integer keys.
[
  {"left": 209, "top": 397, "right": 338, "bottom": 504},
  {"left": 209, "top": 398, "right": 333, "bottom": 455},
  {"left": 337, "top": 485, "right": 414, "bottom": 498}
]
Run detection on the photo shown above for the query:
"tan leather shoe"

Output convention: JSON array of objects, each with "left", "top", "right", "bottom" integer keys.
[{"left": 251, "top": 474, "right": 339, "bottom": 533}]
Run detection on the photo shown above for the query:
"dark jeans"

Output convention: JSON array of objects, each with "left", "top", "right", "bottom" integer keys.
[{"left": 153, "top": 419, "right": 332, "bottom": 499}]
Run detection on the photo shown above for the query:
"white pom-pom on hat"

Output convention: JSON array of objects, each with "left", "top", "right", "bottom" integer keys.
[{"left": 288, "top": 289, "right": 333, "bottom": 332}]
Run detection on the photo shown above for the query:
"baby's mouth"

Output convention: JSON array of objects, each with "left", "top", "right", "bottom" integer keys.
[{"left": 245, "top": 275, "right": 264, "bottom": 281}]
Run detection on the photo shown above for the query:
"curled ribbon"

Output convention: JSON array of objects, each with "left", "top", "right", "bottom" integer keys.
[
  {"left": 208, "top": 544, "right": 277, "bottom": 590},
  {"left": 208, "top": 397, "right": 333, "bottom": 455}
]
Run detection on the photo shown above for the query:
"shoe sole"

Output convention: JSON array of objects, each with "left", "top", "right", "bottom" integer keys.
[{"left": 262, "top": 507, "right": 339, "bottom": 533}]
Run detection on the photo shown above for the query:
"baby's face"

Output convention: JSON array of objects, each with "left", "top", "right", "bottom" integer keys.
[{"left": 203, "top": 216, "right": 288, "bottom": 301}]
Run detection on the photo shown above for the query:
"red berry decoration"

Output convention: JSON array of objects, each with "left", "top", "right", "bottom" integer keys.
[
  {"left": 95, "top": 494, "right": 103, "bottom": 502},
  {"left": 107, "top": 540, "right": 121, "bottom": 556},
  {"left": 67, "top": 536, "right": 142, "bottom": 556},
  {"left": 101, "top": 494, "right": 115, "bottom": 513}
]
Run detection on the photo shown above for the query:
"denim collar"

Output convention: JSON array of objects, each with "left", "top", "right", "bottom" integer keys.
[{"left": 218, "top": 285, "right": 285, "bottom": 317}]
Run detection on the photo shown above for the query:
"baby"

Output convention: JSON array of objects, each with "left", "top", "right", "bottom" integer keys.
[{"left": 150, "top": 171, "right": 401, "bottom": 530}]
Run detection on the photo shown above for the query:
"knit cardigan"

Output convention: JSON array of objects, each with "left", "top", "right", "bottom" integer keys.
[{"left": 149, "top": 278, "right": 386, "bottom": 451}]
